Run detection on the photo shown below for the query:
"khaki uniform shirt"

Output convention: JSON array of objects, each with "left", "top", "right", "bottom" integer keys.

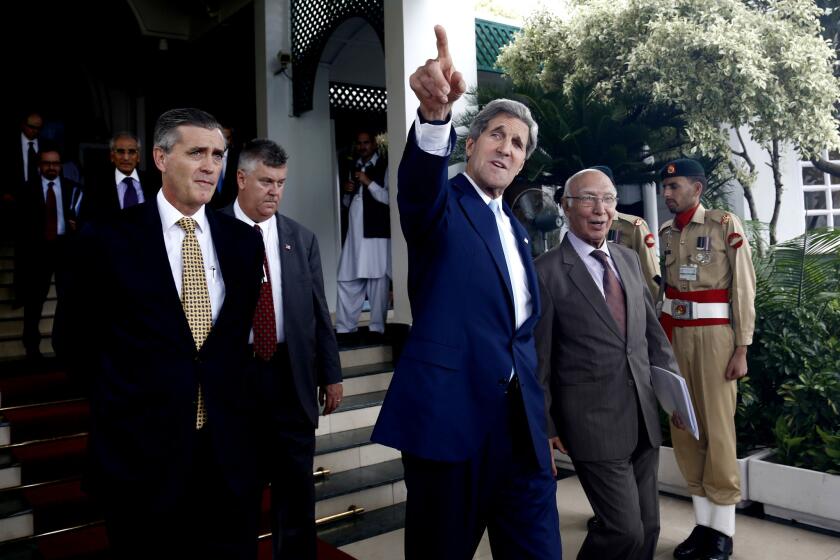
[
  {"left": 609, "top": 212, "right": 661, "bottom": 298},
  {"left": 659, "top": 204, "right": 756, "bottom": 346}
]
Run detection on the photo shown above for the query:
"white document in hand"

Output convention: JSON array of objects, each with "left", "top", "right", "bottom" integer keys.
[{"left": 651, "top": 366, "right": 700, "bottom": 440}]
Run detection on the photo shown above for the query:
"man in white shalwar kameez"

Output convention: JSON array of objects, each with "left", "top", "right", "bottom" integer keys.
[{"left": 336, "top": 131, "right": 390, "bottom": 339}]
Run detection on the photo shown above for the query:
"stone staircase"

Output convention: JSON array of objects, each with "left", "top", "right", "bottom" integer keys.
[
  {"left": 0, "top": 244, "right": 55, "bottom": 361},
  {"left": 0, "top": 339, "right": 406, "bottom": 558},
  {"left": 0, "top": 243, "right": 408, "bottom": 558}
]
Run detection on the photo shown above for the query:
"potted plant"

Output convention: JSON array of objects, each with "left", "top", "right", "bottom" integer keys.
[{"left": 745, "top": 229, "right": 840, "bottom": 530}]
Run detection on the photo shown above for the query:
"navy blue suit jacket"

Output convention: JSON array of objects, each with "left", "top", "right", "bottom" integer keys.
[{"left": 372, "top": 125, "right": 551, "bottom": 472}]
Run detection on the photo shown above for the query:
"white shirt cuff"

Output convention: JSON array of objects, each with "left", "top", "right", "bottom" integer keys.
[{"left": 414, "top": 113, "right": 452, "bottom": 157}]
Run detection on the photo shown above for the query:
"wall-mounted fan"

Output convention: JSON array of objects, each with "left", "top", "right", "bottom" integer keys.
[{"left": 511, "top": 187, "right": 564, "bottom": 257}]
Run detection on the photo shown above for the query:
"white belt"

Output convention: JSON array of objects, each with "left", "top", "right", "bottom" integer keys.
[{"left": 662, "top": 298, "right": 730, "bottom": 320}]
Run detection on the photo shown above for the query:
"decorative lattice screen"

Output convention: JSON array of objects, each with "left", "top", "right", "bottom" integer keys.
[
  {"left": 329, "top": 82, "right": 387, "bottom": 115},
  {"left": 290, "top": 0, "right": 384, "bottom": 116}
]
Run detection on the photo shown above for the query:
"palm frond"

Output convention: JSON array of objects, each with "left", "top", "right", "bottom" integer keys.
[{"left": 754, "top": 227, "right": 840, "bottom": 311}]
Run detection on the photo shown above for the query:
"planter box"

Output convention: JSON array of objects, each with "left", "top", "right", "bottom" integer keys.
[
  {"left": 658, "top": 446, "right": 771, "bottom": 507},
  {"left": 748, "top": 453, "right": 840, "bottom": 532}
]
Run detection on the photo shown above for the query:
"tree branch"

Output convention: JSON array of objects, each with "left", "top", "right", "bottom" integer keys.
[{"left": 811, "top": 156, "right": 840, "bottom": 177}]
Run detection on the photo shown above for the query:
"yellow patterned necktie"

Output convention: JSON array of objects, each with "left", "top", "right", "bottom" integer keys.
[{"left": 177, "top": 217, "right": 211, "bottom": 429}]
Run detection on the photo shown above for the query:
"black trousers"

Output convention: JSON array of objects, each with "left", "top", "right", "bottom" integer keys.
[
  {"left": 255, "top": 345, "right": 317, "bottom": 560},
  {"left": 21, "top": 239, "right": 62, "bottom": 355},
  {"left": 103, "top": 428, "right": 260, "bottom": 560}
]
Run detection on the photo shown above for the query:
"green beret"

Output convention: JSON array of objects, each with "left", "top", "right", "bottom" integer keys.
[{"left": 660, "top": 158, "right": 706, "bottom": 180}]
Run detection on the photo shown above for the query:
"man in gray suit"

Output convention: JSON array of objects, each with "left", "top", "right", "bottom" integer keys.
[
  {"left": 223, "top": 138, "right": 343, "bottom": 559},
  {"left": 535, "top": 169, "right": 681, "bottom": 560}
]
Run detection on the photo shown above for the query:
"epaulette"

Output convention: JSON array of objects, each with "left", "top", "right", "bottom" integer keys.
[
  {"left": 633, "top": 217, "right": 643, "bottom": 227},
  {"left": 705, "top": 209, "right": 732, "bottom": 226},
  {"left": 659, "top": 220, "right": 673, "bottom": 234}
]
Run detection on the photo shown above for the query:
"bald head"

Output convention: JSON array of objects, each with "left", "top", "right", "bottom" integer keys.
[
  {"left": 562, "top": 169, "right": 618, "bottom": 248},
  {"left": 564, "top": 169, "right": 616, "bottom": 201}
]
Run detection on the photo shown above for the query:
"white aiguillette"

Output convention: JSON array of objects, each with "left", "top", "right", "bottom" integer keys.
[{"left": 651, "top": 365, "right": 700, "bottom": 440}]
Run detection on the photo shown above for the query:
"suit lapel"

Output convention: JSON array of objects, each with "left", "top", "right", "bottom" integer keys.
[
  {"left": 276, "top": 214, "right": 295, "bottom": 341},
  {"left": 454, "top": 176, "right": 514, "bottom": 305},
  {"left": 562, "top": 237, "right": 625, "bottom": 341},
  {"left": 504, "top": 201, "right": 540, "bottom": 330}
]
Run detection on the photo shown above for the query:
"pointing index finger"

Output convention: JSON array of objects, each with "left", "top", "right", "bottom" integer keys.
[{"left": 434, "top": 25, "right": 450, "bottom": 61}]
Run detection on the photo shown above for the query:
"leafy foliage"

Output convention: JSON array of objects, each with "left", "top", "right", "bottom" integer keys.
[{"left": 737, "top": 228, "right": 840, "bottom": 468}]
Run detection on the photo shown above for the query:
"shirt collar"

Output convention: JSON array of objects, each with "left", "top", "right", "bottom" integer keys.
[
  {"left": 41, "top": 176, "right": 61, "bottom": 188},
  {"left": 356, "top": 152, "right": 379, "bottom": 168},
  {"left": 567, "top": 229, "right": 611, "bottom": 261},
  {"left": 115, "top": 168, "right": 140, "bottom": 184},
  {"left": 233, "top": 198, "right": 275, "bottom": 235},
  {"left": 22, "top": 134, "right": 38, "bottom": 149},
  {"left": 157, "top": 188, "right": 208, "bottom": 233},
  {"left": 462, "top": 173, "right": 497, "bottom": 207}
]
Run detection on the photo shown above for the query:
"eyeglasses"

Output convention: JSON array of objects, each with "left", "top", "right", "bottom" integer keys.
[
  {"left": 113, "top": 148, "right": 139, "bottom": 156},
  {"left": 565, "top": 195, "right": 618, "bottom": 207}
]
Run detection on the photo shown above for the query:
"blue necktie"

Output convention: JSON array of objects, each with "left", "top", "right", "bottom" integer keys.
[{"left": 122, "top": 177, "right": 138, "bottom": 208}]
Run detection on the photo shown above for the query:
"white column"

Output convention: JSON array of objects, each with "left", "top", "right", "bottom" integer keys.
[
  {"left": 384, "top": 0, "right": 477, "bottom": 325},
  {"left": 255, "top": 0, "right": 341, "bottom": 311}
]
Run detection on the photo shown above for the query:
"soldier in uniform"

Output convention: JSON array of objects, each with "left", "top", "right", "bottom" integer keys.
[
  {"left": 658, "top": 159, "right": 755, "bottom": 560},
  {"left": 609, "top": 213, "right": 661, "bottom": 298}
]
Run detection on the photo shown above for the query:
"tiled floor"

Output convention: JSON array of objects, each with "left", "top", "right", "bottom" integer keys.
[{"left": 340, "top": 474, "right": 840, "bottom": 560}]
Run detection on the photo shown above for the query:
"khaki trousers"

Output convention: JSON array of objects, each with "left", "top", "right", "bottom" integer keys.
[{"left": 669, "top": 324, "right": 741, "bottom": 505}]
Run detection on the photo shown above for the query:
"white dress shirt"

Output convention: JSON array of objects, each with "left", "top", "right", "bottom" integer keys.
[
  {"left": 233, "top": 200, "right": 285, "bottom": 343},
  {"left": 464, "top": 176, "right": 532, "bottom": 330},
  {"left": 156, "top": 189, "right": 225, "bottom": 323},
  {"left": 566, "top": 230, "right": 625, "bottom": 298},
  {"left": 41, "top": 177, "right": 66, "bottom": 236},
  {"left": 115, "top": 169, "right": 145, "bottom": 208}
]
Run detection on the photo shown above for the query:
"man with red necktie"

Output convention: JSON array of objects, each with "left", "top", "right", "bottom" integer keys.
[{"left": 223, "top": 138, "right": 342, "bottom": 560}]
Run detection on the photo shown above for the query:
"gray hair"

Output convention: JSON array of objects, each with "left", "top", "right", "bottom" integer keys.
[
  {"left": 238, "top": 139, "right": 289, "bottom": 174},
  {"left": 109, "top": 131, "right": 141, "bottom": 151},
  {"left": 153, "top": 108, "right": 221, "bottom": 154},
  {"left": 468, "top": 99, "right": 539, "bottom": 159},
  {"left": 562, "top": 169, "right": 617, "bottom": 207}
]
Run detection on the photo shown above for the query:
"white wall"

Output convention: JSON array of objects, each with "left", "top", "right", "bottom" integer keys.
[
  {"left": 256, "top": 0, "right": 342, "bottom": 310},
  {"left": 384, "top": 0, "right": 478, "bottom": 324},
  {"left": 728, "top": 126, "right": 806, "bottom": 242}
]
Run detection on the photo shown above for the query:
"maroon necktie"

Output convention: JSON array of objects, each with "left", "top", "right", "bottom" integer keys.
[
  {"left": 591, "top": 250, "right": 626, "bottom": 337},
  {"left": 252, "top": 225, "right": 276, "bottom": 361},
  {"left": 45, "top": 181, "right": 58, "bottom": 241}
]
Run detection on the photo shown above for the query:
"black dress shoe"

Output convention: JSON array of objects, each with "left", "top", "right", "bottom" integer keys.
[
  {"left": 586, "top": 515, "right": 603, "bottom": 532},
  {"left": 674, "top": 525, "right": 709, "bottom": 559},
  {"left": 704, "top": 529, "right": 732, "bottom": 560}
]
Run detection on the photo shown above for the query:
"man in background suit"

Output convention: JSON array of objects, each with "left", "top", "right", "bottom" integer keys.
[
  {"left": 372, "top": 26, "right": 562, "bottom": 559},
  {"left": 210, "top": 124, "right": 239, "bottom": 209},
  {"left": 85, "top": 132, "right": 155, "bottom": 221},
  {"left": 222, "top": 138, "right": 342, "bottom": 559},
  {"left": 16, "top": 143, "right": 79, "bottom": 359},
  {"left": 535, "top": 169, "right": 681, "bottom": 560},
  {"left": 62, "top": 108, "right": 264, "bottom": 559},
  {"left": 10, "top": 111, "right": 43, "bottom": 192}
]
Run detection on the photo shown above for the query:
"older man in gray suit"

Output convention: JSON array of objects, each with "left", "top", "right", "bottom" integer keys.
[{"left": 535, "top": 169, "right": 681, "bottom": 560}]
